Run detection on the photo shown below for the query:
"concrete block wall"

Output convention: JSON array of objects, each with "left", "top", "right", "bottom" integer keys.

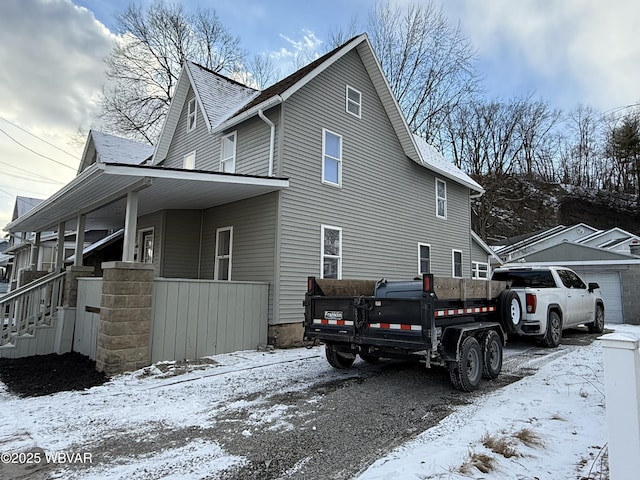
[
  {"left": 95, "top": 261, "right": 154, "bottom": 375},
  {"left": 621, "top": 265, "right": 640, "bottom": 325}
]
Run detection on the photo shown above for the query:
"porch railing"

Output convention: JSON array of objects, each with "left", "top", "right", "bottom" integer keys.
[{"left": 0, "top": 271, "right": 66, "bottom": 347}]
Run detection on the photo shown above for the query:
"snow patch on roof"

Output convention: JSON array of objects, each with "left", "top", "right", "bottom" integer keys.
[
  {"left": 412, "top": 135, "right": 483, "bottom": 192},
  {"left": 186, "top": 62, "right": 260, "bottom": 131},
  {"left": 92, "top": 131, "right": 154, "bottom": 165}
]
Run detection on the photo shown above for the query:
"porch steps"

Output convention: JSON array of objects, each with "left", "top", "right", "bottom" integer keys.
[{"left": 0, "top": 317, "right": 67, "bottom": 359}]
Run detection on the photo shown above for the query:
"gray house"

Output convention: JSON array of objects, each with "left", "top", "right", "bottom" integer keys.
[{"left": 3, "top": 34, "right": 487, "bottom": 371}]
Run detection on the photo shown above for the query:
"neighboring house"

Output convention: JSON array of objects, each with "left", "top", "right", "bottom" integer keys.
[
  {"left": 493, "top": 223, "right": 640, "bottom": 325},
  {"left": 3, "top": 34, "right": 487, "bottom": 367}
]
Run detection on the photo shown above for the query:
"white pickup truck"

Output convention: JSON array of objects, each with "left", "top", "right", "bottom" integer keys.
[{"left": 491, "top": 265, "right": 605, "bottom": 347}]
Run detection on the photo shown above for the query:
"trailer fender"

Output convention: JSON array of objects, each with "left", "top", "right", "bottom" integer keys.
[{"left": 439, "top": 322, "right": 504, "bottom": 362}]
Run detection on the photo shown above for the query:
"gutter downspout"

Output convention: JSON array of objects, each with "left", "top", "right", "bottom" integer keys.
[{"left": 258, "top": 109, "right": 275, "bottom": 177}]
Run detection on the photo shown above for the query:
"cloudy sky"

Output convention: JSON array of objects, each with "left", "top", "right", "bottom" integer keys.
[{"left": 1, "top": 0, "right": 639, "bottom": 230}]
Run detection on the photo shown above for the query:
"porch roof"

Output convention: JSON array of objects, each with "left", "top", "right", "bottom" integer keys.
[{"left": 5, "top": 163, "right": 289, "bottom": 233}]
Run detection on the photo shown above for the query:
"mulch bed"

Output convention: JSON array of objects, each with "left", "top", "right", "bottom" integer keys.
[{"left": 0, "top": 352, "right": 108, "bottom": 398}]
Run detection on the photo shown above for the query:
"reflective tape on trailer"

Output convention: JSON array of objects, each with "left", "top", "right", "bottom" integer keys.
[
  {"left": 368, "top": 323, "right": 422, "bottom": 331},
  {"left": 313, "top": 319, "right": 354, "bottom": 326},
  {"left": 434, "top": 306, "right": 497, "bottom": 317}
]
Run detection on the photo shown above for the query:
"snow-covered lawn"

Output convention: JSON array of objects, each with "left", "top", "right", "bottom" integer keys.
[{"left": 1, "top": 324, "right": 637, "bottom": 479}]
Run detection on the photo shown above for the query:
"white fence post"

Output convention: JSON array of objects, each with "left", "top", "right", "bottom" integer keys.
[{"left": 600, "top": 332, "right": 640, "bottom": 480}]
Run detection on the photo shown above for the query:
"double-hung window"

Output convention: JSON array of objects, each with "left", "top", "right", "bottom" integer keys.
[
  {"left": 472, "top": 261, "right": 489, "bottom": 280},
  {"left": 183, "top": 151, "right": 196, "bottom": 170},
  {"left": 220, "top": 132, "right": 237, "bottom": 173},
  {"left": 346, "top": 86, "right": 361, "bottom": 118},
  {"left": 436, "top": 178, "right": 447, "bottom": 219},
  {"left": 322, "top": 129, "right": 342, "bottom": 186},
  {"left": 321, "top": 225, "right": 342, "bottom": 279},
  {"left": 215, "top": 226, "right": 233, "bottom": 280},
  {"left": 452, "top": 250, "right": 463, "bottom": 278},
  {"left": 187, "top": 98, "right": 197, "bottom": 132},
  {"left": 418, "top": 243, "right": 431, "bottom": 275}
]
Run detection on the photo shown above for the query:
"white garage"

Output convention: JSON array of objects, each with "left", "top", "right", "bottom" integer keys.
[{"left": 572, "top": 269, "right": 623, "bottom": 324}]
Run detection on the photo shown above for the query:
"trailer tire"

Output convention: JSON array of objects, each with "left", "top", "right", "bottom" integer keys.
[
  {"left": 448, "top": 336, "right": 483, "bottom": 392},
  {"left": 325, "top": 345, "right": 355, "bottom": 369},
  {"left": 498, "top": 290, "right": 522, "bottom": 334},
  {"left": 481, "top": 330, "right": 503, "bottom": 379}
]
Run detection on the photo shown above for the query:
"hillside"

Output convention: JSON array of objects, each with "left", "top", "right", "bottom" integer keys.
[{"left": 471, "top": 174, "right": 640, "bottom": 244}]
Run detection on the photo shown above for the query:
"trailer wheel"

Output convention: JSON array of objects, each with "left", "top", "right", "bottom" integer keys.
[
  {"left": 359, "top": 353, "right": 380, "bottom": 364},
  {"left": 325, "top": 345, "right": 356, "bottom": 369},
  {"left": 448, "top": 336, "right": 483, "bottom": 392},
  {"left": 498, "top": 290, "right": 522, "bottom": 334},
  {"left": 482, "top": 330, "right": 503, "bottom": 379}
]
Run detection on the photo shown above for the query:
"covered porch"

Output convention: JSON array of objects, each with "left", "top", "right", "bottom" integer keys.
[{"left": 1, "top": 163, "right": 288, "bottom": 373}]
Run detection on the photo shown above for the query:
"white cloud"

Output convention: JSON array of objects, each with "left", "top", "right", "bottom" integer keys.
[
  {"left": 443, "top": 0, "right": 640, "bottom": 110},
  {"left": 0, "top": 0, "right": 114, "bottom": 229}
]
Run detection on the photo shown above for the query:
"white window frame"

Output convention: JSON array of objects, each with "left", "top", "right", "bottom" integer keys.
[
  {"left": 452, "top": 249, "right": 463, "bottom": 278},
  {"left": 472, "top": 261, "right": 489, "bottom": 280},
  {"left": 321, "top": 225, "right": 342, "bottom": 279},
  {"left": 137, "top": 227, "right": 154, "bottom": 264},
  {"left": 322, "top": 129, "right": 342, "bottom": 187},
  {"left": 187, "top": 98, "right": 197, "bottom": 132},
  {"left": 220, "top": 131, "right": 237, "bottom": 173},
  {"left": 183, "top": 150, "right": 196, "bottom": 170},
  {"left": 214, "top": 226, "right": 233, "bottom": 281},
  {"left": 418, "top": 243, "right": 431, "bottom": 275},
  {"left": 346, "top": 85, "right": 362, "bottom": 118},
  {"left": 436, "top": 178, "right": 447, "bottom": 219}
]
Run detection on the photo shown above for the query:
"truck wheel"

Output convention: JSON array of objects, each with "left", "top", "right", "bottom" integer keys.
[
  {"left": 325, "top": 345, "right": 355, "bottom": 369},
  {"left": 587, "top": 305, "right": 605, "bottom": 334},
  {"left": 498, "top": 290, "right": 522, "bottom": 334},
  {"left": 448, "top": 336, "right": 483, "bottom": 392},
  {"left": 359, "top": 352, "right": 380, "bottom": 364},
  {"left": 482, "top": 330, "right": 503, "bottom": 379},
  {"left": 540, "top": 311, "right": 562, "bottom": 348}
]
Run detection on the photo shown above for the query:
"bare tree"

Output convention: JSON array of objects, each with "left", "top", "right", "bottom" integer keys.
[
  {"left": 100, "top": 1, "right": 248, "bottom": 144},
  {"left": 328, "top": 1, "right": 480, "bottom": 144}
]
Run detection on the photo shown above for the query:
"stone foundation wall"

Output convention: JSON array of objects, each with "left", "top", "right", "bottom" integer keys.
[{"left": 95, "top": 262, "right": 154, "bottom": 375}]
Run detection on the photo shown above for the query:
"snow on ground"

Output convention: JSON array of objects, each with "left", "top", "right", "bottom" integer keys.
[
  {"left": 0, "top": 324, "right": 637, "bottom": 479},
  {"left": 359, "top": 325, "right": 640, "bottom": 480}
]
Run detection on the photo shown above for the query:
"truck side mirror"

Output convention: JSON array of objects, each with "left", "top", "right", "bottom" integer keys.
[{"left": 588, "top": 282, "right": 599, "bottom": 293}]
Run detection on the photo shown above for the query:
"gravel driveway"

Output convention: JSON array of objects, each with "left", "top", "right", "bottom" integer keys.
[{"left": 0, "top": 329, "right": 601, "bottom": 480}]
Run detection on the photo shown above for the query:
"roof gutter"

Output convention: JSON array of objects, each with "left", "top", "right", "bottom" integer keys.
[
  {"left": 211, "top": 95, "right": 282, "bottom": 134},
  {"left": 258, "top": 109, "right": 275, "bottom": 177}
]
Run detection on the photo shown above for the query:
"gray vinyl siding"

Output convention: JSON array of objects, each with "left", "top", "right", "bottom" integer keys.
[
  {"left": 471, "top": 237, "right": 489, "bottom": 265},
  {"left": 137, "top": 211, "right": 165, "bottom": 277},
  {"left": 275, "top": 49, "right": 473, "bottom": 324},
  {"left": 200, "top": 192, "right": 278, "bottom": 321},
  {"left": 164, "top": 86, "right": 216, "bottom": 169},
  {"left": 161, "top": 210, "right": 202, "bottom": 278},
  {"left": 163, "top": 86, "right": 280, "bottom": 176}
]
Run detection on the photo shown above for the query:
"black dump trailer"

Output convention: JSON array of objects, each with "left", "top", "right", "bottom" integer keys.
[{"left": 303, "top": 274, "right": 520, "bottom": 391}]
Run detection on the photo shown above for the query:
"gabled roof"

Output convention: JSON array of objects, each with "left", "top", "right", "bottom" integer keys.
[
  {"left": 471, "top": 231, "right": 503, "bottom": 265},
  {"left": 78, "top": 130, "right": 154, "bottom": 174},
  {"left": 12, "top": 196, "right": 43, "bottom": 221},
  {"left": 152, "top": 34, "right": 483, "bottom": 193},
  {"left": 509, "top": 240, "right": 637, "bottom": 263},
  {"left": 496, "top": 223, "right": 597, "bottom": 257}
]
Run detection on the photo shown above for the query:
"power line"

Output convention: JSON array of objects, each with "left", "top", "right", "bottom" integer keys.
[
  {"left": 0, "top": 159, "right": 66, "bottom": 183},
  {"left": 0, "top": 127, "right": 76, "bottom": 171},
  {"left": 0, "top": 115, "right": 79, "bottom": 159}
]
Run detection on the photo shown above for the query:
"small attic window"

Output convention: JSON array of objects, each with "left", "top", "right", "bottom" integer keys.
[
  {"left": 187, "top": 98, "right": 197, "bottom": 132},
  {"left": 346, "top": 86, "right": 361, "bottom": 118}
]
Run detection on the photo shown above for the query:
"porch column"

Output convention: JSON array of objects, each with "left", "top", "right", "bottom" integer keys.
[
  {"left": 122, "top": 191, "right": 139, "bottom": 262},
  {"left": 55, "top": 221, "right": 65, "bottom": 272},
  {"left": 96, "top": 261, "right": 154, "bottom": 375},
  {"left": 29, "top": 231, "right": 41, "bottom": 270},
  {"left": 74, "top": 214, "right": 86, "bottom": 267}
]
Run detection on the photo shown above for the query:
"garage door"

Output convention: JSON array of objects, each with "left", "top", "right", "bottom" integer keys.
[{"left": 574, "top": 270, "right": 623, "bottom": 324}]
